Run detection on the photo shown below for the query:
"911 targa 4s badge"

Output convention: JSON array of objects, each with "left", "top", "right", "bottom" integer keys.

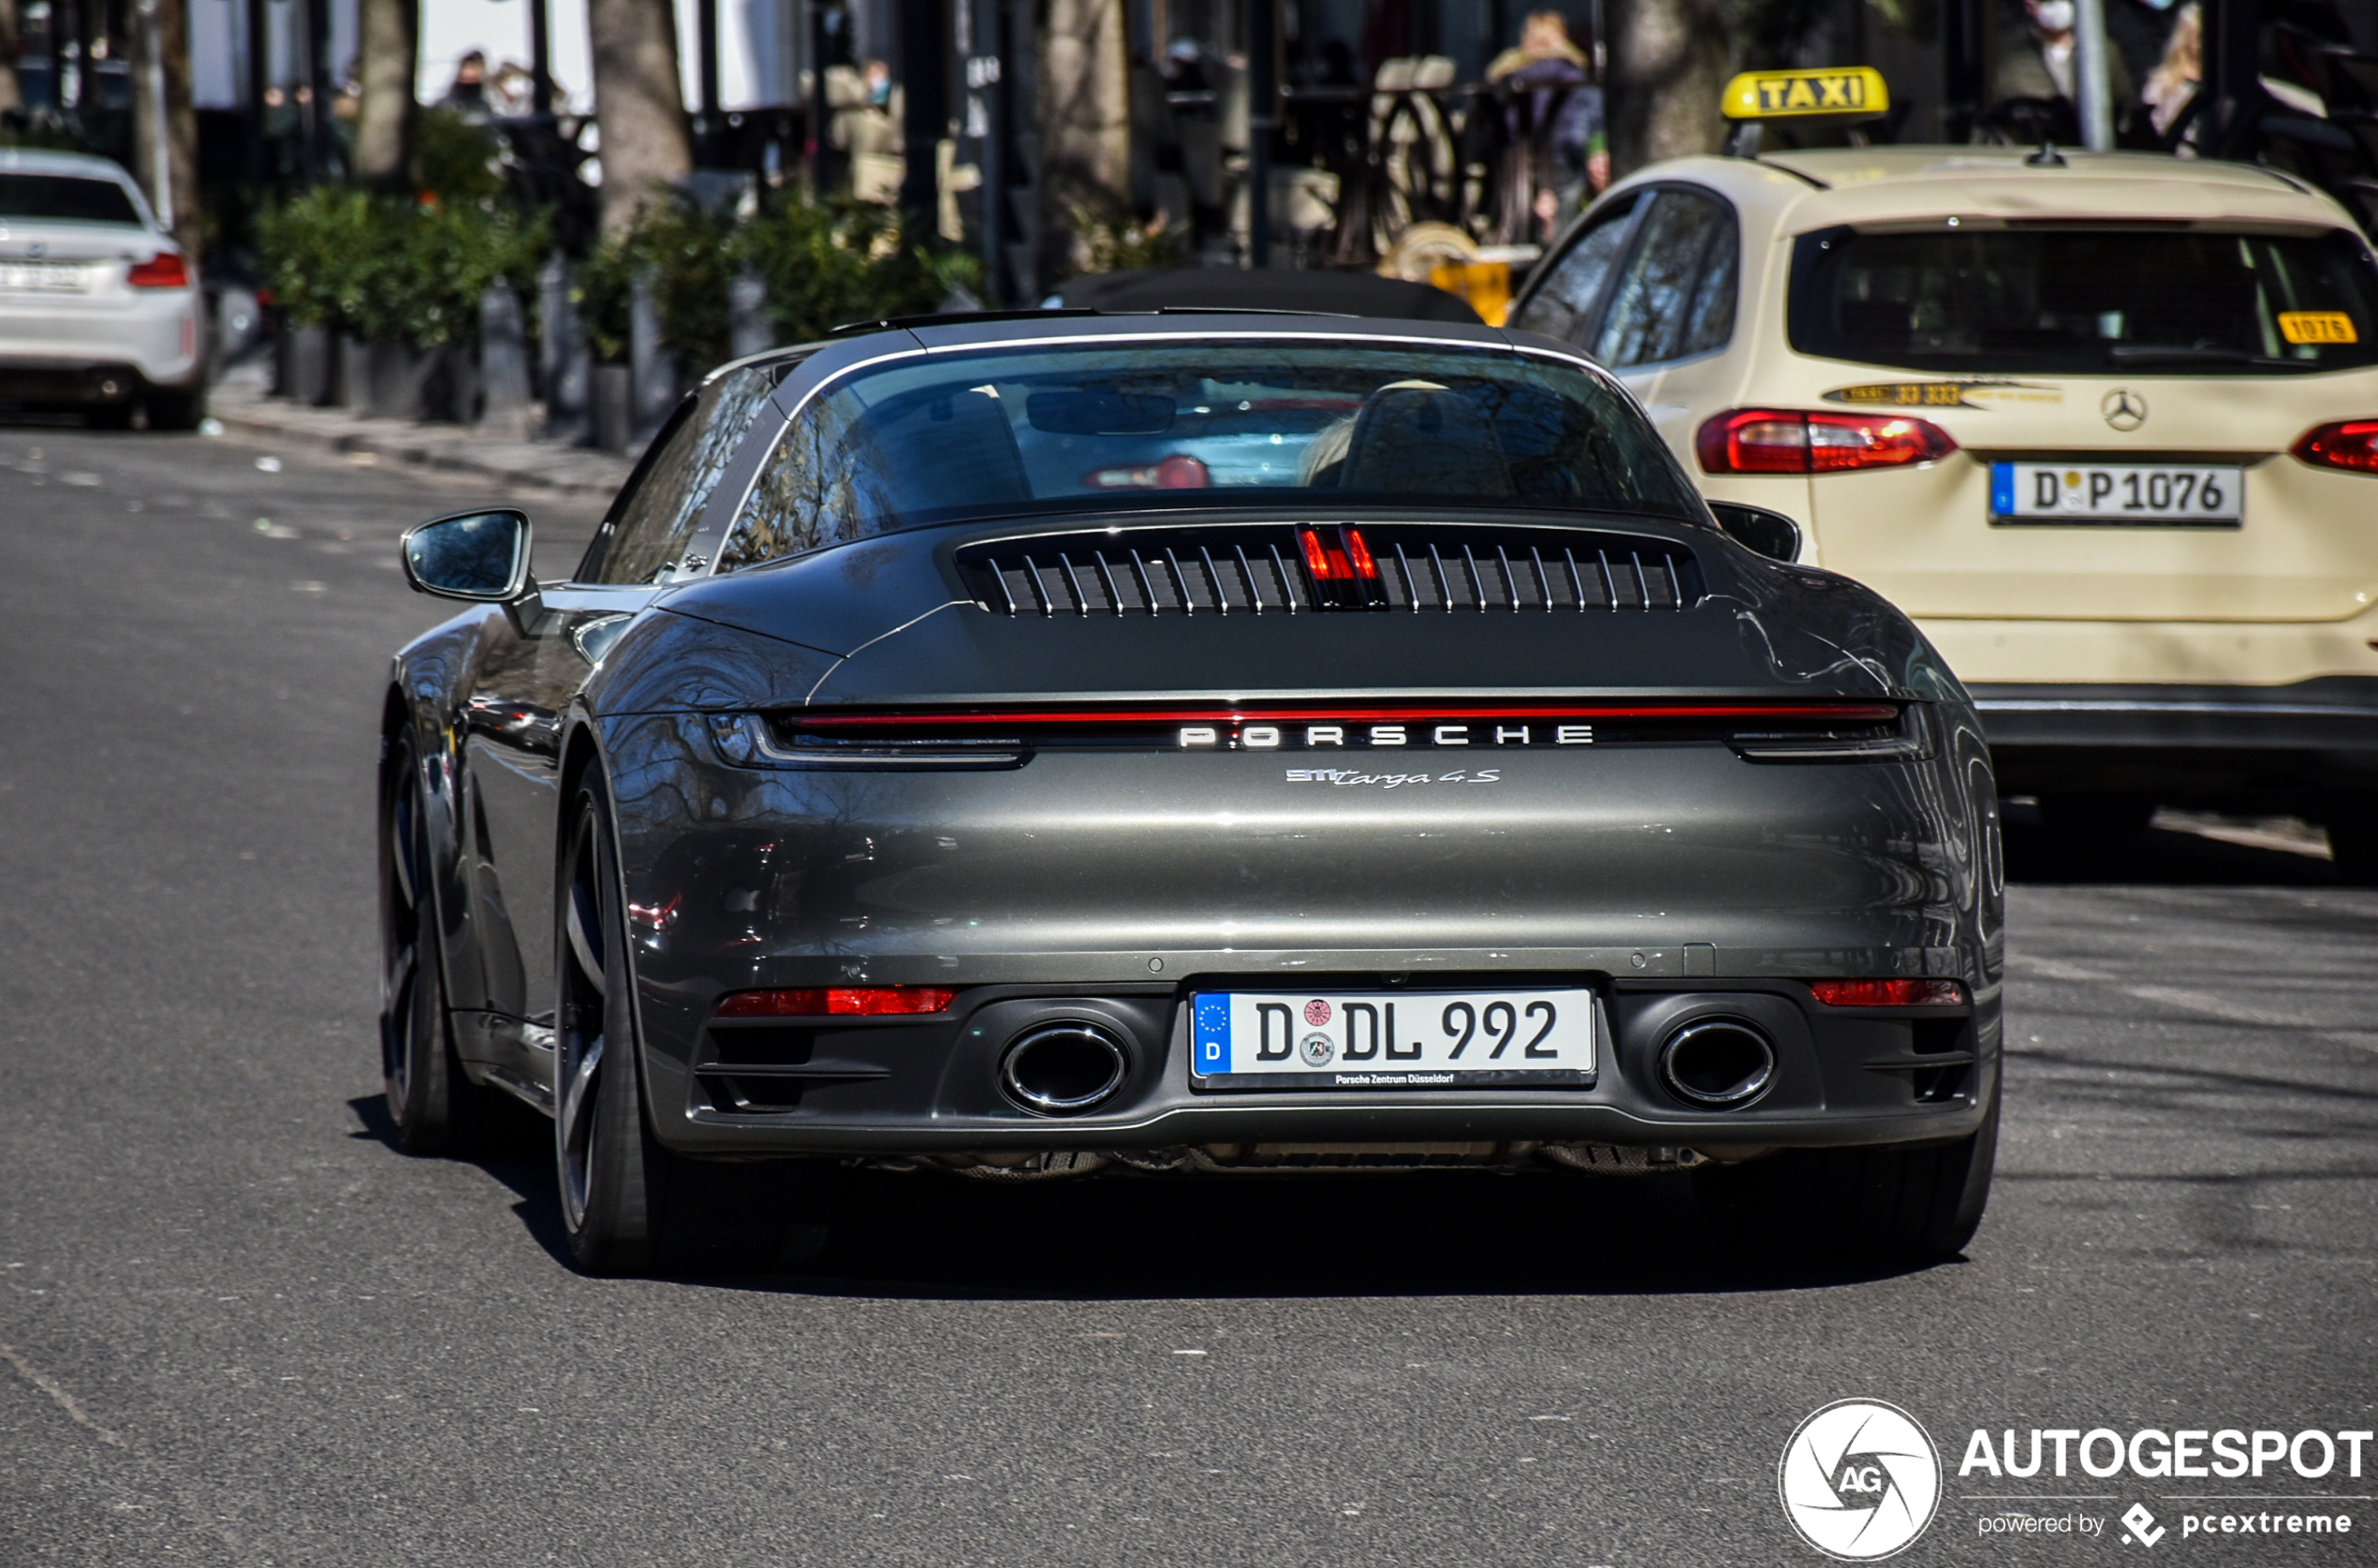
[{"left": 378, "top": 312, "right": 2004, "bottom": 1276}]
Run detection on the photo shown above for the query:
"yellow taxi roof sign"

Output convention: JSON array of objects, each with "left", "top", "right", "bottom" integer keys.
[{"left": 1722, "top": 67, "right": 1889, "bottom": 123}]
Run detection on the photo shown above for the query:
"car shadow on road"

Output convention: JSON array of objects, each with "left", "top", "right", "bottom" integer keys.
[
  {"left": 347, "top": 1092, "right": 579, "bottom": 1264},
  {"left": 350, "top": 1122, "right": 1955, "bottom": 1301},
  {"left": 757, "top": 1165, "right": 1944, "bottom": 1302},
  {"left": 2004, "top": 813, "right": 2340, "bottom": 887}
]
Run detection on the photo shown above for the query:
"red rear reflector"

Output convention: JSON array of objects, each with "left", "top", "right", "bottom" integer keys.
[
  {"left": 1696, "top": 409, "right": 1956, "bottom": 475},
  {"left": 1808, "top": 979, "right": 1964, "bottom": 1007},
  {"left": 127, "top": 253, "right": 189, "bottom": 288},
  {"left": 2293, "top": 419, "right": 2378, "bottom": 474},
  {"left": 713, "top": 987, "right": 957, "bottom": 1018}
]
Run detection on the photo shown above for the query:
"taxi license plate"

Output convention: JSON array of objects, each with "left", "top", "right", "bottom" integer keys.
[
  {"left": 1990, "top": 462, "right": 2242, "bottom": 525},
  {"left": 0, "top": 262, "right": 90, "bottom": 293},
  {"left": 1190, "top": 989, "right": 1596, "bottom": 1089}
]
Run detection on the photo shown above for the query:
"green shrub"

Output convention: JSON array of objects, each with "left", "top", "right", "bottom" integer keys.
[
  {"left": 733, "top": 190, "right": 982, "bottom": 347},
  {"left": 571, "top": 229, "right": 636, "bottom": 365},
  {"left": 634, "top": 194, "right": 741, "bottom": 373},
  {"left": 257, "top": 185, "right": 376, "bottom": 330},
  {"left": 263, "top": 187, "right": 546, "bottom": 346},
  {"left": 411, "top": 109, "right": 508, "bottom": 206}
]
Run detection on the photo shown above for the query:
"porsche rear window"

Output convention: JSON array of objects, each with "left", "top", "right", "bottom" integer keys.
[
  {"left": 1789, "top": 225, "right": 2378, "bottom": 374},
  {"left": 0, "top": 174, "right": 144, "bottom": 227},
  {"left": 721, "top": 339, "right": 1698, "bottom": 569}
]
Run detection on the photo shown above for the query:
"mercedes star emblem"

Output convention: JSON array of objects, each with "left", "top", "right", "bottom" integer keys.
[{"left": 2102, "top": 388, "right": 2148, "bottom": 431}]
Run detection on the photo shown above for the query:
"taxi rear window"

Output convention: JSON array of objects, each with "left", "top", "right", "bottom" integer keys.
[{"left": 1789, "top": 225, "right": 2378, "bottom": 374}]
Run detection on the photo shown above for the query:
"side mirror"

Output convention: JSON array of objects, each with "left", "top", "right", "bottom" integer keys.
[
  {"left": 1708, "top": 501, "right": 1803, "bottom": 564},
  {"left": 402, "top": 508, "right": 542, "bottom": 630}
]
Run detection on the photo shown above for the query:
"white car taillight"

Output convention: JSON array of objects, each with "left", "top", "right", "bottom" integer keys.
[{"left": 126, "top": 252, "right": 189, "bottom": 288}]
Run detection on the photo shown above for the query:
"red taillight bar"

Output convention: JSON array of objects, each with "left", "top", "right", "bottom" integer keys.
[
  {"left": 1298, "top": 524, "right": 1380, "bottom": 580},
  {"left": 714, "top": 987, "right": 958, "bottom": 1018},
  {"left": 1697, "top": 408, "right": 1957, "bottom": 475},
  {"left": 1808, "top": 979, "right": 1964, "bottom": 1006},
  {"left": 787, "top": 701, "right": 1901, "bottom": 728}
]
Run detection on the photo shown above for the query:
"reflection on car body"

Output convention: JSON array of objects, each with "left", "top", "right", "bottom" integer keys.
[{"left": 378, "top": 312, "right": 2004, "bottom": 1277}]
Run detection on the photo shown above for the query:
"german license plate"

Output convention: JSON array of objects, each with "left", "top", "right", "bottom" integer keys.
[
  {"left": 1990, "top": 462, "right": 2242, "bottom": 525},
  {"left": 0, "top": 262, "right": 89, "bottom": 293},
  {"left": 1189, "top": 989, "right": 1596, "bottom": 1089}
]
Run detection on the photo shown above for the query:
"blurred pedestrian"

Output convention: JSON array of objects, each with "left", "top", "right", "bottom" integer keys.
[
  {"left": 1993, "top": 0, "right": 2134, "bottom": 139},
  {"left": 1487, "top": 11, "right": 1607, "bottom": 241},
  {"left": 2142, "top": 2, "right": 2201, "bottom": 151},
  {"left": 439, "top": 50, "right": 491, "bottom": 120},
  {"left": 488, "top": 61, "right": 537, "bottom": 119}
]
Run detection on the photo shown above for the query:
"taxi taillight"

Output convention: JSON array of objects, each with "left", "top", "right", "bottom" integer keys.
[
  {"left": 2292, "top": 419, "right": 2378, "bottom": 475},
  {"left": 1696, "top": 408, "right": 1957, "bottom": 475}
]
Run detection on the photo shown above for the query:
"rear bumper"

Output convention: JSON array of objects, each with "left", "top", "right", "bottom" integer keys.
[
  {"left": 1973, "top": 676, "right": 2378, "bottom": 797},
  {"left": 0, "top": 358, "right": 161, "bottom": 405},
  {"left": 643, "top": 977, "right": 1998, "bottom": 1159},
  {"left": 0, "top": 295, "right": 202, "bottom": 394}
]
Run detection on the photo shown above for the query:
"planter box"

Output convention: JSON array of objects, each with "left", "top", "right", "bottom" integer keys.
[
  {"left": 339, "top": 334, "right": 370, "bottom": 409},
  {"left": 364, "top": 341, "right": 435, "bottom": 420},
  {"left": 592, "top": 362, "right": 633, "bottom": 452},
  {"left": 279, "top": 326, "right": 335, "bottom": 406}
]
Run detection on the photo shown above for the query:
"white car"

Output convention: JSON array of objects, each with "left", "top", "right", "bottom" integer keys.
[
  {"left": 0, "top": 148, "right": 204, "bottom": 428},
  {"left": 1507, "top": 81, "right": 2378, "bottom": 881}
]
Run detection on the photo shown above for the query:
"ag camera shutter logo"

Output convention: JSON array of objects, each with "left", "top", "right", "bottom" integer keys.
[{"left": 1779, "top": 1399, "right": 1942, "bottom": 1560}]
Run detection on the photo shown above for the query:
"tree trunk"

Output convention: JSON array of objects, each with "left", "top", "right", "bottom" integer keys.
[
  {"left": 353, "top": 0, "right": 419, "bottom": 188},
  {"left": 131, "top": 0, "right": 201, "bottom": 264},
  {"left": 1035, "top": 0, "right": 1129, "bottom": 290},
  {"left": 1606, "top": 0, "right": 1735, "bottom": 179},
  {"left": 589, "top": 0, "right": 693, "bottom": 234},
  {"left": 0, "top": 0, "right": 22, "bottom": 117}
]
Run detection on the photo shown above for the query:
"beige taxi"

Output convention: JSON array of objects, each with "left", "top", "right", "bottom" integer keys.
[{"left": 1506, "top": 71, "right": 2378, "bottom": 881}]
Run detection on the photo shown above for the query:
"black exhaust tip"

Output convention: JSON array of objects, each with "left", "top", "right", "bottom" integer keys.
[
  {"left": 1658, "top": 1018, "right": 1776, "bottom": 1108},
  {"left": 1000, "top": 1024, "right": 1128, "bottom": 1116}
]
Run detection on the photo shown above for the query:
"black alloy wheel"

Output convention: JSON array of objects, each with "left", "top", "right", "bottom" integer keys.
[
  {"left": 1693, "top": 1092, "right": 2001, "bottom": 1264},
  {"left": 555, "top": 772, "right": 837, "bottom": 1276},
  {"left": 380, "top": 730, "right": 493, "bottom": 1154}
]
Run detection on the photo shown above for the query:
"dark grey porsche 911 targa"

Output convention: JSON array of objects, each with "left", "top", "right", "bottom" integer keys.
[{"left": 380, "top": 312, "right": 2004, "bottom": 1275}]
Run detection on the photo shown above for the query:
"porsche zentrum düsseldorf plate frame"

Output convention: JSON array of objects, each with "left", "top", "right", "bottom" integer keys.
[{"left": 1190, "top": 989, "right": 1599, "bottom": 1090}]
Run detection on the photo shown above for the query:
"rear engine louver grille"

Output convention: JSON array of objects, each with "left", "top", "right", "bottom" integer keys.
[{"left": 959, "top": 524, "right": 1701, "bottom": 617}]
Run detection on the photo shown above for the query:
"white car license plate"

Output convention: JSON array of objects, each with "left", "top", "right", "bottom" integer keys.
[
  {"left": 1990, "top": 462, "right": 2242, "bottom": 525},
  {"left": 1190, "top": 989, "right": 1596, "bottom": 1089},
  {"left": 0, "top": 262, "right": 90, "bottom": 293}
]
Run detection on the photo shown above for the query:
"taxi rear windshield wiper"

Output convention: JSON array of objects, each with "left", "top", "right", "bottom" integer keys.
[{"left": 2106, "top": 344, "right": 2312, "bottom": 370}]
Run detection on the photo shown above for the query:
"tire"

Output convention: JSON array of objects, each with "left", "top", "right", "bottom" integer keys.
[
  {"left": 1694, "top": 1094, "right": 2000, "bottom": 1263},
  {"left": 380, "top": 731, "right": 497, "bottom": 1155},
  {"left": 144, "top": 387, "right": 207, "bottom": 431},
  {"left": 2036, "top": 793, "right": 2156, "bottom": 836},
  {"left": 555, "top": 772, "right": 836, "bottom": 1276}
]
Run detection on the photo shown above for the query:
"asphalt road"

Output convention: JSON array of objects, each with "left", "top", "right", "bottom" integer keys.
[{"left": 2, "top": 424, "right": 2372, "bottom": 1568}]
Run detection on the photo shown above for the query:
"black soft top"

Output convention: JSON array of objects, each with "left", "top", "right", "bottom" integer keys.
[{"left": 1054, "top": 266, "right": 1483, "bottom": 324}]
